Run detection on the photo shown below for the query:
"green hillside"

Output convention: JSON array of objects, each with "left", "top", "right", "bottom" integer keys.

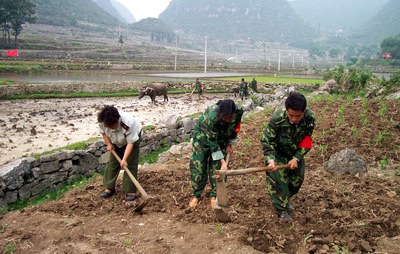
[
  {"left": 34, "top": 0, "right": 121, "bottom": 28},
  {"left": 350, "top": 0, "right": 400, "bottom": 44},
  {"left": 159, "top": 0, "right": 315, "bottom": 47}
]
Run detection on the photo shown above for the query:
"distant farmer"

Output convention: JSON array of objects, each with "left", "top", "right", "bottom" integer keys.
[
  {"left": 97, "top": 105, "right": 142, "bottom": 202},
  {"left": 261, "top": 92, "right": 315, "bottom": 221},
  {"left": 189, "top": 99, "right": 244, "bottom": 209},
  {"left": 250, "top": 77, "right": 258, "bottom": 93},
  {"left": 239, "top": 78, "right": 249, "bottom": 100},
  {"left": 195, "top": 78, "right": 205, "bottom": 99}
]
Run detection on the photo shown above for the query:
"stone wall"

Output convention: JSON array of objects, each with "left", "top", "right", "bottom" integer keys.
[
  {"left": 0, "top": 80, "right": 319, "bottom": 97},
  {"left": 0, "top": 117, "right": 197, "bottom": 207}
]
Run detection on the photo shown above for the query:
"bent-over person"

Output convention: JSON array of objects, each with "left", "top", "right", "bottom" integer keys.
[
  {"left": 261, "top": 92, "right": 315, "bottom": 221},
  {"left": 98, "top": 105, "right": 142, "bottom": 202},
  {"left": 189, "top": 99, "right": 244, "bottom": 209}
]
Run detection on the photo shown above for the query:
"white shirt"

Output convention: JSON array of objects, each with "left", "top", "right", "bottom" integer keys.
[{"left": 99, "top": 111, "right": 141, "bottom": 148}]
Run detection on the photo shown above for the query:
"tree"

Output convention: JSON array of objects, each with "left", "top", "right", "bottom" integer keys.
[
  {"left": 308, "top": 45, "right": 326, "bottom": 60},
  {"left": 328, "top": 48, "right": 342, "bottom": 59},
  {"left": 381, "top": 34, "right": 400, "bottom": 59},
  {"left": 0, "top": 0, "right": 12, "bottom": 46},
  {"left": 5, "top": 0, "right": 36, "bottom": 48}
]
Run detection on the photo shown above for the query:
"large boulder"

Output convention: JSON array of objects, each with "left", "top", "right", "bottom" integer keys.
[{"left": 325, "top": 148, "right": 367, "bottom": 175}]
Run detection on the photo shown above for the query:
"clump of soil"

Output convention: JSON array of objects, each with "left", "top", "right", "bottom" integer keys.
[{"left": 1, "top": 97, "right": 399, "bottom": 254}]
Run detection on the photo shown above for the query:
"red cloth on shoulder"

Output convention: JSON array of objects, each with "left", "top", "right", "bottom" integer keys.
[
  {"left": 234, "top": 121, "right": 241, "bottom": 133},
  {"left": 298, "top": 136, "right": 312, "bottom": 149}
]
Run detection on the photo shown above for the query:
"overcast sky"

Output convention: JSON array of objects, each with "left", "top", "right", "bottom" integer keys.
[{"left": 115, "top": 0, "right": 172, "bottom": 21}]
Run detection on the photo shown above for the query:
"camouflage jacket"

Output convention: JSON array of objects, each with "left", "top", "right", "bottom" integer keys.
[
  {"left": 195, "top": 81, "right": 201, "bottom": 90},
  {"left": 261, "top": 105, "right": 315, "bottom": 163},
  {"left": 193, "top": 103, "right": 244, "bottom": 161},
  {"left": 240, "top": 82, "right": 248, "bottom": 92}
]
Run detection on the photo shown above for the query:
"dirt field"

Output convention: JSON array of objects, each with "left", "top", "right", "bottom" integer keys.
[
  {"left": 1, "top": 95, "right": 400, "bottom": 254},
  {"left": 0, "top": 93, "right": 226, "bottom": 166}
]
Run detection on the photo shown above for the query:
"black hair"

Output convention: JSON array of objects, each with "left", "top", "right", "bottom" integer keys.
[
  {"left": 98, "top": 105, "right": 120, "bottom": 127},
  {"left": 216, "top": 99, "right": 236, "bottom": 119},
  {"left": 241, "top": 78, "right": 244, "bottom": 81},
  {"left": 285, "top": 92, "right": 307, "bottom": 111}
]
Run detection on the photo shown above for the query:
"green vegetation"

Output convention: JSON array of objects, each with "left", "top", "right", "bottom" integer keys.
[
  {"left": 0, "top": 175, "right": 95, "bottom": 215},
  {"left": 3, "top": 242, "right": 16, "bottom": 254},
  {"left": 139, "top": 145, "right": 171, "bottom": 165},
  {"left": 0, "top": 78, "right": 15, "bottom": 86},
  {"left": 34, "top": 0, "right": 120, "bottom": 29},
  {"left": 323, "top": 65, "right": 373, "bottom": 92},
  {"left": 379, "top": 157, "right": 389, "bottom": 170},
  {"left": 375, "top": 131, "right": 390, "bottom": 145},
  {"left": 0, "top": 0, "right": 36, "bottom": 48},
  {"left": 381, "top": 34, "right": 400, "bottom": 59},
  {"left": 129, "top": 18, "right": 175, "bottom": 43},
  {"left": 31, "top": 138, "right": 100, "bottom": 159},
  {"left": 142, "top": 125, "right": 156, "bottom": 131},
  {"left": 219, "top": 76, "right": 323, "bottom": 85},
  {"left": 0, "top": 63, "right": 43, "bottom": 73},
  {"left": 381, "top": 72, "right": 400, "bottom": 94}
]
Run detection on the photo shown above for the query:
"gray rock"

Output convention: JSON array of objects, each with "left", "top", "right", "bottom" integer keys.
[{"left": 326, "top": 148, "right": 367, "bottom": 175}]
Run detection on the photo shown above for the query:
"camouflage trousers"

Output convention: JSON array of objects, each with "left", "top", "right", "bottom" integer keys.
[
  {"left": 189, "top": 143, "right": 226, "bottom": 198},
  {"left": 103, "top": 138, "right": 141, "bottom": 193},
  {"left": 265, "top": 154, "right": 305, "bottom": 213}
]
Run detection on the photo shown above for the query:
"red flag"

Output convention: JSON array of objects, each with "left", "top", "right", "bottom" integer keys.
[{"left": 6, "top": 50, "right": 18, "bottom": 57}]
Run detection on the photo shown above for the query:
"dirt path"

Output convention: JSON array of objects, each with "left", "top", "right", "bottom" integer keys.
[{"left": 0, "top": 94, "right": 232, "bottom": 166}]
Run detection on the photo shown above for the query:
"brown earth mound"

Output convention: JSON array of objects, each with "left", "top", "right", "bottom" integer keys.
[{"left": 1, "top": 97, "right": 399, "bottom": 254}]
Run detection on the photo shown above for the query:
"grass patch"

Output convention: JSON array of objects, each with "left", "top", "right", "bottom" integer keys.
[
  {"left": 0, "top": 78, "right": 15, "bottom": 86},
  {"left": 217, "top": 76, "right": 323, "bottom": 85},
  {"left": 142, "top": 125, "right": 155, "bottom": 131},
  {"left": 139, "top": 145, "right": 171, "bottom": 165},
  {"left": 0, "top": 63, "right": 43, "bottom": 73},
  {"left": 31, "top": 138, "right": 100, "bottom": 159}
]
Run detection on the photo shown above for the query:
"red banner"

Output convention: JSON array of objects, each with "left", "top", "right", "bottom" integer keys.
[{"left": 6, "top": 50, "right": 19, "bottom": 57}]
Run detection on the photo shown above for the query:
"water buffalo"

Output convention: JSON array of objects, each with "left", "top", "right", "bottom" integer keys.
[
  {"left": 138, "top": 83, "right": 169, "bottom": 104},
  {"left": 232, "top": 87, "right": 240, "bottom": 97}
]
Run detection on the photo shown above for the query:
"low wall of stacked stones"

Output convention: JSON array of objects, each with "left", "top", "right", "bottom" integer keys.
[
  {"left": 0, "top": 117, "right": 197, "bottom": 207},
  {"left": 0, "top": 80, "right": 319, "bottom": 97}
]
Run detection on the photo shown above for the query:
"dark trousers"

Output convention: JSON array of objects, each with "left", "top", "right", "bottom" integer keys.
[
  {"left": 103, "top": 139, "right": 141, "bottom": 193},
  {"left": 265, "top": 155, "right": 305, "bottom": 213}
]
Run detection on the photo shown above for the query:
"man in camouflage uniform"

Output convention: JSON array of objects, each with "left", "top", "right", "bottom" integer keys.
[
  {"left": 250, "top": 77, "right": 258, "bottom": 93},
  {"left": 195, "top": 78, "right": 204, "bottom": 99},
  {"left": 189, "top": 99, "right": 244, "bottom": 209},
  {"left": 261, "top": 92, "right": 315, "bottom": 221},
  {"left": 239, "top": 78, "right": 249, "bottom": 100}
]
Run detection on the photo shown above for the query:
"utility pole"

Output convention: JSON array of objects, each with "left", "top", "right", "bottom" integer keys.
[
  {"left": 278, "top": 50, "right": 281, "bottom": 72},
  {"left": 292, "top": 52, "right": 295, "bottom": 70},
  {"left": 204, "top": 36, "right": 207, "bottom": 74},
  {"left": 174, "top": 34, "right": 178, "bottom": 71}
]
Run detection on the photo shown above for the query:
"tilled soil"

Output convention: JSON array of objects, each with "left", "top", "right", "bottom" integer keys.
[{"left": 1, "top": 96, "right": 399, "bottom": 254}]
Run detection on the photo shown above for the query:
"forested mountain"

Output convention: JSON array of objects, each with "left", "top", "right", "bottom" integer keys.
[
  {"left": 288, "top": 0, "right": 390, "bottom": 33},
  {"left": 111, "top": 0, "right": 135, "bottom": 23},
  {"left": 158, "top": 0, "right": 315, "bottom": 47},
  {"left": 128, "top": 18, "right": 175, "bottom": 43},
  {"left": 34, "top": 0, "right": 121, "bottom": 27},
  {"left": 350, "top": 0, "right": 400, "bottom": 44},
  {"left": 92, "top": 0, "right": 135, "bottom": 24}
]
